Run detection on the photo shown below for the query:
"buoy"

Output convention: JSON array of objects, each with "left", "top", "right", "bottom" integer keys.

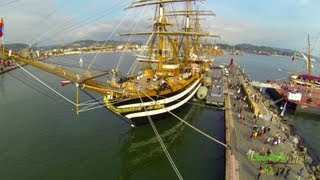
[
  {"left": 203, "top": 77, "right": 211, "bottom": 87},
  {"left": 197, "top": 86, "right": 208, "bottom": 100},
  {"left": 79, "top": 58, "right": 83, "bottom": 68}
]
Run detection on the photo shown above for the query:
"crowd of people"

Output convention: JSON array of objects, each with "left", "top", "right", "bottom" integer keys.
[{"left": 226, "top": 62, "right": 312, "bottom": 179}]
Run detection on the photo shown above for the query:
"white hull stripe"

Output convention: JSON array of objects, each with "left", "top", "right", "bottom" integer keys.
[
  {"left": 125, "top": 83, "right": 201, "bottom": 119},
  {"left": 118, "top": 78, "right": 201, "bottom": 109}
]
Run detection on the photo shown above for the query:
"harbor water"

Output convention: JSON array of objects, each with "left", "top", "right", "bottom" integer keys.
[
  {"left": 0, "top": 53, "right": 225, "bottom": 180},
  {"left": 0, "top": 52, "right": 319, "bottom": 179}
]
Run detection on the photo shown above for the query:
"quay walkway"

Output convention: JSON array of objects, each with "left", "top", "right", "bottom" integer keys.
[{"left": 224, "top": 64, "right": 315, "bottom": 180}]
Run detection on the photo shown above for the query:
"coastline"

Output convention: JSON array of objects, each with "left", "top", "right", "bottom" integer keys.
[{"left": 0, "top": 50, "right": 125, "bottom": 75}]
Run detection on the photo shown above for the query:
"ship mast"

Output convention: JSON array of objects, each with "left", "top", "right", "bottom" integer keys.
[
  {"left": 184, "top": 0, "right": 191, "bottom": 62},
  {"left": 157, "top": 1, "right": 165, "bottom": 71},
  {"left": 0, "top": 17, "right": 4, "bottom": 73},
  {"left": 307, "top": 34, "right": 311, "bottom": 75},
  {"left": 122, "top": 0, "right": 219, "bottom": 68}
]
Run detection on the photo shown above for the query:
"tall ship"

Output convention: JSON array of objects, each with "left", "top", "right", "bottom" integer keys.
[
  {"left": 1, "top": 0, "right": 220, "bottom": 127},
  {"left": 267, "top": 34, "right": 320, "bottom": 115}
]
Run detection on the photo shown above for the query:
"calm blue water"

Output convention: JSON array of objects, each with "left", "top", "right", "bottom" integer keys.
[{"left": 0, "top": 53, "right": 225, "bottom": 180}]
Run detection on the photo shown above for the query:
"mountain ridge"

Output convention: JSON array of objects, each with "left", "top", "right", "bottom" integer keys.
[{"left": 4, "top": 40, "right": 299, "bottom": 57}]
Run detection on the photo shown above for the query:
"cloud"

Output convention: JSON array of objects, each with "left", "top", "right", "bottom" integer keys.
[
  {"left": 205, "top": 16, "right": 308, "bottom": 49},
  {"left": 296, "top": 0, "right": 309, "bottom": 6},
  {"left": 1, "top": 0, "right": 318, "bottom": 51},
  {"left": 2, "top": 0, "right": 129, "bottom": 45},
  {"left": 3, "top": 0, "right": 72, "bottom": 45},
  {"left": 39, "top": 9, "right": 151, "bottom": 45},
  {"left": 207, "top": 18, "right": 257, "bottom": 43}
]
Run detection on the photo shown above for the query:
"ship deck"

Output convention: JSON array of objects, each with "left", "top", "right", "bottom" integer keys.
[{"left": 274, "top": 82, "right": 320, "bottom": 107}]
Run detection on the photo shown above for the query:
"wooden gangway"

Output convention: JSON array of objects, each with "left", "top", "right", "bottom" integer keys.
[{"left": 250, "top": 80, "right": 281, "bottom": 89}]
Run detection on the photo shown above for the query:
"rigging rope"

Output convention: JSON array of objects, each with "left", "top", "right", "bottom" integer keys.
[
  {"left": 141, "top": 91, "right": 229, "bottom": 149},
  {"left": 127, "top": 32, "right": 155, "bottom": 75},
  {"left": 47, "top": 55, "right": 114, "bottom": 73},
  {"left": 34, "top": 0, "right": 129, "bottom": 45},
  {"left": 310, "top": 33, "right": 320, "bottom": 54},
  {"left": 29, "top": 10, "right": 67, "bottom": 46},
  {"left": 7, "top": 71, "right": 60, "bottom": 102},
  {"left": 79, "top": 104, "right": 107, "bottom": 113},
  {"left": 167, "top": 110, "right": 228, "bottom": 148},
  {"left": 154, "top": 93, "right": 225, "bottom": 110},
  {"left": 10, "top": 63, "right": 126, "bottom": 114},
  {"left": 137, "top": 92, "right": 183, "bottom": 180},
  {"left": 15, "top": 63, "right": 76, "bottom": 106},
  {"left": 44, "top": 60, "right": 104, "bottom": 74},
  {"left": 115, "top": 6, "right": 147, "bottom": 71},
  {"left": 0, "top": 0, "right": 20, "bottom": 7},
  {"left": 88, "top": 10, "right": 130, "bottom": 70},
  {"left": 79, "top": 101, "right": 101, "bottom": 107}
]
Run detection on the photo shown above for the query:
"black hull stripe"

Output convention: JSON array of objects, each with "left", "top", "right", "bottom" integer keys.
[
  {"left": 124, "top": 83, "right": 201, "bottom": 119},
  {"left": 113, "top": 78, "right": 199, "bottom": 107},
  {"left": 119, "top": 81, "right": 200, "bottom": 116}
]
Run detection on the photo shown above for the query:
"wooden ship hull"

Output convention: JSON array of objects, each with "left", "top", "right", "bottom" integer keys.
[
  {"left": 106, "top": 78, "right": 202, "bottom": 126},
  {"left": 266, "top": 35, "right": 320, "bottom": 116},
  {"left": 266, "top": 82, "right": 320, "bottom": 115}
]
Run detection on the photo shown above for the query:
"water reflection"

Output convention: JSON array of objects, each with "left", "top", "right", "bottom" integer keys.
[
  {"left": 289, "top": 114, "right": 320, "bottom": 163},
  {"left": 0, "top": 74, "right": 7, "bottom": 104},
  {"left": 119, "top": 104, "right": 199, "bottom": 179}
]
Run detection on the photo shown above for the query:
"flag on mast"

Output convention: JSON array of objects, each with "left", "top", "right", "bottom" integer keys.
[
  {"left": 291, "top": 50, "right": 296, "bottom": 61},
  {"left": 0, "top": 17, "right": 3, "bottom": 37}
]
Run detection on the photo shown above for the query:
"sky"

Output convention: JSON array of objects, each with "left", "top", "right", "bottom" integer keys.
[{"left": 1, "top": 0, "right": 320, "bottom": 51}]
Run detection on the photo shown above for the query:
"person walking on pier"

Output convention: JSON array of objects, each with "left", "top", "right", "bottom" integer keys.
[
  {"left": 299, "top": 167, "right": 304, "bottom": 175},
  {"left": 284, "top": 168, "right": 291, "bottom": 179},
  {"left": 295, "top": 173, "right": 301, "bottom": 180},
  {"left": 257, "top": 165, "right": 263, "bottom": 180},
  {"left": 279, "top": 167, "right": 285, "bottom": 176},
  {"left": 253, "top": 114, "right": 257, "bottom": 125}
]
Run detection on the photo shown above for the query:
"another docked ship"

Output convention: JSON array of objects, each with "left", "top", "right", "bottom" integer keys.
[{"left": 267, "top": 35, "right": 320, "bottom": 115}]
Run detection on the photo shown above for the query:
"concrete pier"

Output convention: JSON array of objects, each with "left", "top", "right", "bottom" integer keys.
[
  {"left": 224, "top": 79, "right": 240, "bottom": 180},
  {"left": 223, "top": 64, "right": 316, "bottom": 180}
]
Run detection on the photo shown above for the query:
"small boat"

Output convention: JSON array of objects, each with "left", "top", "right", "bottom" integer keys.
[
  {"left": 60, "top": 80, "right": 72, "bottom": 87},
  {"left": 79, "top": 58, "right": 83, "bottom": 68}
]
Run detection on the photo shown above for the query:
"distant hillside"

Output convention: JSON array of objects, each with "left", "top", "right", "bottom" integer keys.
[
  {"left": 4, "top": 40, "right": 143, "bottom": 52},
  {"left": 216, "top": 43, "right": 295, "bottom": 57},
  {"left": 235, "top": 44, "right": 293, "bottom": 56},
  {"left": 4, "top": 43, "right": 29, "bottom": 52},
  {"left": 48, "top": 40, "right": 143, "bottom": 50},
  {"left": 4, "top": 40, "right": 313, "bottom": 59},
  {"left": 64, "top": 40, "right": 105, "bottom": 48}
]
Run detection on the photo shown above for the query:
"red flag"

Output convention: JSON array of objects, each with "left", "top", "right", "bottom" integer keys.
[
  {"left": 229, "top": 58, "right": 234, "bottom": 67},
  {"left": 0, "top": 17, "right": 3, "bottom": 37}
]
